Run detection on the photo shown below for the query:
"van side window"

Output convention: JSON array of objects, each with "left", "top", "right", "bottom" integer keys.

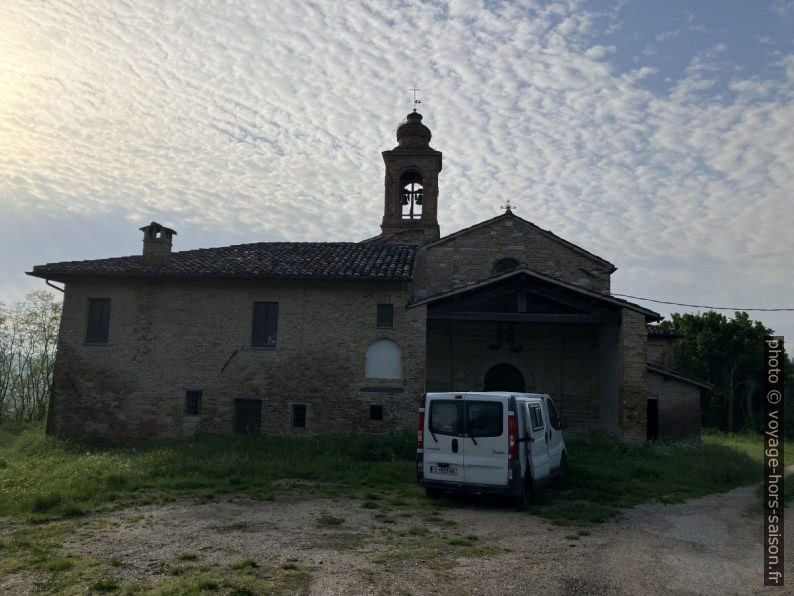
[
  {"left": 546, "top": 398, "right": 560, "bottom": 430},
  {"left": 529, "top": 405, "right": 544, "bottom": 431},
  {"left": 467, "top": 401, "right": 503, "bottom": 437},
  {"left": 429, "top": 401, "right": 463, "bottom": 436}
]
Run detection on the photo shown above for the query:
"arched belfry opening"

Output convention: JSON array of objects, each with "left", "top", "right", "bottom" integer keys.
[
  {"left": 378, "top": 112, "right": 442, "bottom": 245},
  {"left": 400, "top": 170, "right": 423, "bottom": 219}
]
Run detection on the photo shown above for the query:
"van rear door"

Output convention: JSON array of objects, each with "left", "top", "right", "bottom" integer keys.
[
  {"left": 462, "top": 395, "right": 509, "bottom": 486},
  {"left": 423, "top": 395, "right": 465, "bottom": 483}
]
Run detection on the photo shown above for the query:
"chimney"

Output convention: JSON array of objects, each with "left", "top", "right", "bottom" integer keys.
[{"left": 140, "top": 222, "right": 176, "bottom": 265}]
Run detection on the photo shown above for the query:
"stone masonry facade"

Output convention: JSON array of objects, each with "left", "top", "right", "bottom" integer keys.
[{"left": 49, "top": 278, "right": 425, "bottom": 439}]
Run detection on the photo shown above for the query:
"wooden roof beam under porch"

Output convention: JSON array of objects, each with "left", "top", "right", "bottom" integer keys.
[{"left": 427, "top": 311, "right": 620, "bottom": 324}]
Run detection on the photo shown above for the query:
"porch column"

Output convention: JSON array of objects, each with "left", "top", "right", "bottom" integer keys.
[{"left": 618, "top": 308, "right": 648, "bottom": 442}]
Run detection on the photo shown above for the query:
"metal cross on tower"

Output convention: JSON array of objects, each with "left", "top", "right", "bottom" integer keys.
[
  {"left": 410, "top": 83, "right": 421, "bottom": 112},
  {"left": 501, "top": 200, "right": 517, "bottom": 213}
]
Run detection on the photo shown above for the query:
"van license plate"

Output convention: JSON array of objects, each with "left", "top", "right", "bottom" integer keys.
[{"left": 430, "top": 466, "right": 458, "bottom": 476}]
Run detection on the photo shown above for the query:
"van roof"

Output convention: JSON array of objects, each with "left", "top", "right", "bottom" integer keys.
[{"left": 426, "top": 391, "right": 549, "bottom": 400}]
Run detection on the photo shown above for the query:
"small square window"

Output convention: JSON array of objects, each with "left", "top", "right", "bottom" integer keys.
[
  {"left": 85, "top": 298, "right": 111, "bottom": 344},
  {"left": 185, "top": 390, "right": 202, "bottom": 416},
  {"left": 369, "top": 404, "right": 383, "bottom": 421},
  {"left": 376, "top": 304, "right": 393, "bottom": 328},
  {"left": 292, "top": 404, "right": 307, "bottom": 428}
]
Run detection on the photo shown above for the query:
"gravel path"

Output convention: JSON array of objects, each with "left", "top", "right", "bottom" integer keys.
[{"left": 3, "top": 480, "right": 792, "bottom": 595}]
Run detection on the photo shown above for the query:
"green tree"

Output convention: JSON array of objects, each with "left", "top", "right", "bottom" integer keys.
[
  {"left": 661, "top": 311, "right": 777, "bottom": 432},
  {"left": 0, "top": 291, "right": 61, "bottom": 422}
]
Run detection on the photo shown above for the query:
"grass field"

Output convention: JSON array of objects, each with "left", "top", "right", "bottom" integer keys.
[
  {"left": 0, "top": 424, "right": 789, "bottom": 524},
  {"left": 1, "top": 424, "right": 789, "bottom": 593},
  {"left": 0, "top": 423, "right": 419, "bottom": 522}
]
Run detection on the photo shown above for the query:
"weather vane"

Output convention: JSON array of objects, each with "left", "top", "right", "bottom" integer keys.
[
  {"left": 410, "top": 83, "right": 421, "bottom": 112},
  {"left": 501, "top": 200, "right": 517, "bottom": 213}
]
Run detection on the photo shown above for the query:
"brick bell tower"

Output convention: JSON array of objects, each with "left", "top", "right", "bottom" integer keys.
[{"left": 379, "top": 111, "right": 442, "bottom": 244}]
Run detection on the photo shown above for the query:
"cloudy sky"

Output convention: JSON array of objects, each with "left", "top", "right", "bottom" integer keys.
[{"left": 2, "top": 0, "right": 793, "bottom": 338}]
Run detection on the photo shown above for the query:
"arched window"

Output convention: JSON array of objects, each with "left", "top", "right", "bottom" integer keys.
[
  {"left": 365, "top": 339, "right": 402, "bottom": 379},
  {"left": 399, "top": 170, "right": 423, "bottom": 219},
  {"left": 493, "top": 258, "right": 520, "bottom": 274}
]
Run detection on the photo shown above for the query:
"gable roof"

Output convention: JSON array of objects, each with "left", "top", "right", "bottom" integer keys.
[
  {"left": 424, "top": 211, "right": 616, "bottom": 271},
  {"left": 28, "top": 242, "right": 416, "bottom": 283},
  {"left": 409, "top": 267, "right": 661, "bottom": 320}
]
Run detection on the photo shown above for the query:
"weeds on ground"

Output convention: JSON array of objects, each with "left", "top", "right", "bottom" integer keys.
[
  {"left": 531, "top": 431, "right": 791, "bottom": 526},
  {"left": 0, "top": 423, "right": 417, "bottom": 521}
]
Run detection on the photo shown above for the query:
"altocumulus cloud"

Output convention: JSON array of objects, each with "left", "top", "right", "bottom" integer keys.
[{"left": 0, "top": 0, "right": 792, "bottom": 336}]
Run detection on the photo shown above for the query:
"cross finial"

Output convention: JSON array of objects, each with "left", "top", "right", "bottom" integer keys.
[
  {"left": 501, "top": 200, "right": 516, "bottom": 213},
  {"left": 410, "top": 83, "right": 421, "bottom": 112}
]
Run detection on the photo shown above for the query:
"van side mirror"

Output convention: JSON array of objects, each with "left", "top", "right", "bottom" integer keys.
[{"left": 558, "top": 417, "right": 568, "bottom": 430}]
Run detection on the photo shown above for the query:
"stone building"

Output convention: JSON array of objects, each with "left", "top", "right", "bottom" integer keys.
[{"left": 30, "top": 111, "right": 706, "bottom": 441}]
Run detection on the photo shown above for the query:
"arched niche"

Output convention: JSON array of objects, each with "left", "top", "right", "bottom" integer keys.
[{"left": 365, "top": 339, "right": 402, "bottom": 379}]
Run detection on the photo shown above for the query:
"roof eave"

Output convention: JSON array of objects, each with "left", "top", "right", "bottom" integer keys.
[
  {"left": 408, "top": 267, "right": 660, "bottom": 320},
  {"left": 647, "top": 365, "right": 713, "bottom": 390}
]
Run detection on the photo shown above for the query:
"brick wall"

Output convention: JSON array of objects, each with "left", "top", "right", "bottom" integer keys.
[
  {"left": 413, "top": 215, "right": 612, "bottom": 297},
  {"left": 647, "top": 337, "right": 675, "bottom": 369},
  {"left": 49, "top": 278, "right": 425, "bottom": 439},
  {"left": 618, "top": 308, "right": 648, "bottom": 442},
  {"left": 647, "top": 371, "right": 701, "bottom": 442}
]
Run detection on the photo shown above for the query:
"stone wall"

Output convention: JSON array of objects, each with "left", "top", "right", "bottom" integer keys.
[
  {"left": 647, "top": 371, "right": 701, "bottom": 442},
  {"left": 49, "top": 278, "right": 425, "bottom": 439},
  {"left": 413, "top": 215, "right": 612, "bottom": 298}
]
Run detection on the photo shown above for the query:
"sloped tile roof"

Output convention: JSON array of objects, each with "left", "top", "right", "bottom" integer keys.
[
  {"left": 29, "top": 242, "right": 416, "bottom": 283},
  {"left": 647, "top": 324, "right": 680, "bottom": 338}
]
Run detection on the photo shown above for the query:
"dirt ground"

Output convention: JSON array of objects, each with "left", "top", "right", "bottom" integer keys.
[{"left": 3, "top": 480, "right": 793, "bottom": 595}]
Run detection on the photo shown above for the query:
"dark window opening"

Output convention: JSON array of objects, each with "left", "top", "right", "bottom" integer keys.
[
  {"left": 376, "top": 304, "right": 394, "bottom": 328},
  {"left": 234, "top": 399, "right": 262, "bottom": 435},
  {"left": 399, "top": 170, "right": 423, "bottom": 219},
  {"left": 370, "top": 404, "right": 383, "bottom": 420},
  {"left": 185, "top": 390, "right": 202, "bottom": 416},
  {"left": 85, "top": 298, "right": 111, "bottom": 344},
  {"left": 493, "top": 258, "right": 520, "bottom": 274},
  {"left": 483, "top": 363, "right": 525, "bottom": 392},
  {"left": 647, "top": 399, "right": 659, "bottom": 440},
  {"left": 292, "top": 404, "right": 307, "bottom": 428},
  {"left": 252, "top": 302, "right": 279, "bottom": 348}
]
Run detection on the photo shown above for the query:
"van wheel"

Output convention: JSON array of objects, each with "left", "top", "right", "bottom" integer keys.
[
  {"left": 425, "top": 487, "right": 441, "bottom": 499},
  {"left": 513, "top": 478, "right": 532, "bottom": 509}
]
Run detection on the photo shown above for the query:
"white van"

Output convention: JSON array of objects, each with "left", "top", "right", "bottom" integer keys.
[{"left": 416, "top": 392, "right": 567, "bottom": 506}]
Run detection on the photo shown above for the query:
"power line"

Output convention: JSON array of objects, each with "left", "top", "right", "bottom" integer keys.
[{"left": 612, "top": 294, "right": 794, "bottom": 312}]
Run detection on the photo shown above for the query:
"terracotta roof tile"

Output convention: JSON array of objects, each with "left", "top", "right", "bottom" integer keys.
[{"left": 29, "top": 242, "right": 416, "bottom": 283}]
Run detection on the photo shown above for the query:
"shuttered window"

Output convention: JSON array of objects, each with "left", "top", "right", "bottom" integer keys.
[
  {"left": 85, "top": 298, "right": 111, "bottom": 344},
  {"left": 252, "top": 302, "right": 279, "bottom": 348}
]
